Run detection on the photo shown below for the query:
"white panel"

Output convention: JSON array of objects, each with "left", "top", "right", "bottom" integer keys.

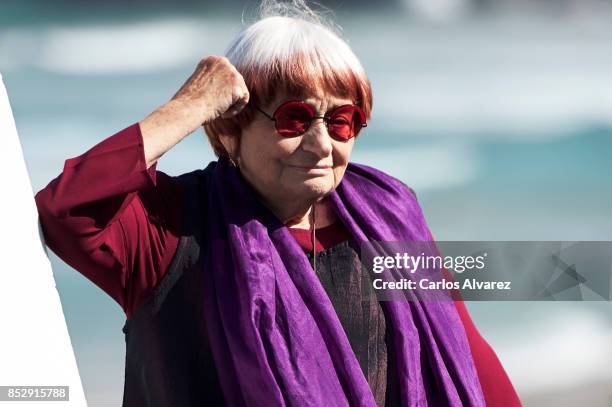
[{"left": 0, "top": 72, "right": 88, "bottom": 406}]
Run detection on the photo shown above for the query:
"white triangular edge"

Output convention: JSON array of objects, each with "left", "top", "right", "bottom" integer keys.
[{"left": 0, "top": 72, "right": 88, "bottom": 406}]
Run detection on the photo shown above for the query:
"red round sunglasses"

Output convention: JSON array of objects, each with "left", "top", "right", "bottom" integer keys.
[{"left": 255, "top": 100, "right": 367, "bottom": 141}]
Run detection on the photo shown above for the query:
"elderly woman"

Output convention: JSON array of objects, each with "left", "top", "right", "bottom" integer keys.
[{"left": 35, "top": 2, "right": 521, "bottom": 406}]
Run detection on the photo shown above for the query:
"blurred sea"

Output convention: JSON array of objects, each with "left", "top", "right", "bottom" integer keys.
[{"left": 2, "top": 4, "right": 612, "bottom": 406}]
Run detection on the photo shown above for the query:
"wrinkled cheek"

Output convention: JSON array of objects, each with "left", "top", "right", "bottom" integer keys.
[{"left": 332, "top": 167, "right": 347, "bottom": 189}]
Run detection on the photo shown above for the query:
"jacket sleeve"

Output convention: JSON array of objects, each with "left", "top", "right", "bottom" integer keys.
[
  {"left": 34, "top": 123, "right": 183, "bottom": 317},
  {"left": 454, "top": 300, "right": 523, "bottom": 406}
]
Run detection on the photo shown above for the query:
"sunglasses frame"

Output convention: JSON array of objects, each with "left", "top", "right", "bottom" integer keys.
[{"left": 255, "top": 100, "right": 367, "bottom": 141}]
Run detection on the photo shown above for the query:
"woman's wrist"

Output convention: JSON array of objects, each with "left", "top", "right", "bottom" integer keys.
[{"left": 139, "top": 99, "right": 203, "bottom": 168}]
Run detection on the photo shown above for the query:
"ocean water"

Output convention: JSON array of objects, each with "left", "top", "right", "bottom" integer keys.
[{"left": 2, "top": 9, "right": 612, "bottom": 406}]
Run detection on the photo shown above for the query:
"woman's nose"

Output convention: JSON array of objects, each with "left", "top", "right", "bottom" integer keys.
[{"left": 301, "top": 120, "right": 333, "bottom": 158}]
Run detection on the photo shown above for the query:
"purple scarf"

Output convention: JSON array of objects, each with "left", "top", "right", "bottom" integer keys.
[{"left": 202, "top": 157, "right": 485, "bottom": 406}]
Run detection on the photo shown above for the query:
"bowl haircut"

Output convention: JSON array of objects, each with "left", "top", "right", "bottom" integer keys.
[{"left": 204, "top": 4, "right": 373, "bottom": 158}]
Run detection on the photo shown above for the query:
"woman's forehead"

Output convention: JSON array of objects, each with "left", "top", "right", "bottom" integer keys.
[{"left": 267, "top": 90, "right": 354, "bottom": 110}]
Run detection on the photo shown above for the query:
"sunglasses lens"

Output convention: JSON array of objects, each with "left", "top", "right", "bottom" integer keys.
[
  {"left": 274, "top": 103, "right": 313, "bottom": 137},
  {"left": 271, "top": 102, "right": 366, "bottom": 140},
  {"left": 328, "top": 105, "right": 365, "bottom": 141}
]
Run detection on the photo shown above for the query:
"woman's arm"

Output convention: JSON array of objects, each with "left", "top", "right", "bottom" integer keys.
[
  {"left": 34, "top": 123, "right": 182, "bottom": 317},
  {"left": 139, "top": 55, "right": 250, "bottom": 168},
  {"left": 454, "top": 300, "right": 523, "bottom": 406},
  {"left": 34, "top": 56, "right": 249, "bottom": 317}
]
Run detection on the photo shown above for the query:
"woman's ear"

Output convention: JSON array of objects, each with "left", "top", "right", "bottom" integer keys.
[{"left": 219, "top": 134, "right": 239, "bottom": 161}]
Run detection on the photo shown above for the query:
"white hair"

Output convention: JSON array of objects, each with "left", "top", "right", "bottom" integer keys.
[
  {"left": 204, "top": 0, "right": 373, "bottom": 158},
  {"left": 225, "top": 0, "right": 367, "bottom": 80}
]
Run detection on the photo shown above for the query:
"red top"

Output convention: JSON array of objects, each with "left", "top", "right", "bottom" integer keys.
[{"left": 35, "top": 123, "right": 522, "bottom": 406}]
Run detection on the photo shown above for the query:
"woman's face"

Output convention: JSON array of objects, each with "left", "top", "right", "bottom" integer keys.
[{"left": 235, "top": 91, "right": 356, "bottom": 211}]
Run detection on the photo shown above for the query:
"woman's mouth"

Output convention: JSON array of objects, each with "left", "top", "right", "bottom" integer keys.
[{"left": 288, "top": 164, "right": 333, "bottom": 176}]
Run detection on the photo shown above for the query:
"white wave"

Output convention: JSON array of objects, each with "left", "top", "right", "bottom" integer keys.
[
  {"left": 402, "top": 0, "right": 473, "bottom": 22},
  {"left": 1, "top": 18, "right": 237, "bottom": 74},
  {"left": 351, "top": 13, "right": 612, "bottom": 138},
  {"left": 495, "top": 305, "right": 612, "bottom": 394},
  {"left": 370, "top": 70, "right": 612, "bottom": 139},
  {"left": 352, "top": 142, "right": 478, "bottom": 191}
]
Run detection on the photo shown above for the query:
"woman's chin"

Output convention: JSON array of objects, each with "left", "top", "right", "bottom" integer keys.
[{"left": 294, "top": 177, "right": 335, "bottom": 200}]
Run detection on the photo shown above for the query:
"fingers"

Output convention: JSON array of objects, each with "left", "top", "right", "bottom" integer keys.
[
  {"left": 172, "top": 55, "right": 252, "bottom": 124},
  {"left": 221, "top": 82, "right": 250, "bottom": 119}
]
